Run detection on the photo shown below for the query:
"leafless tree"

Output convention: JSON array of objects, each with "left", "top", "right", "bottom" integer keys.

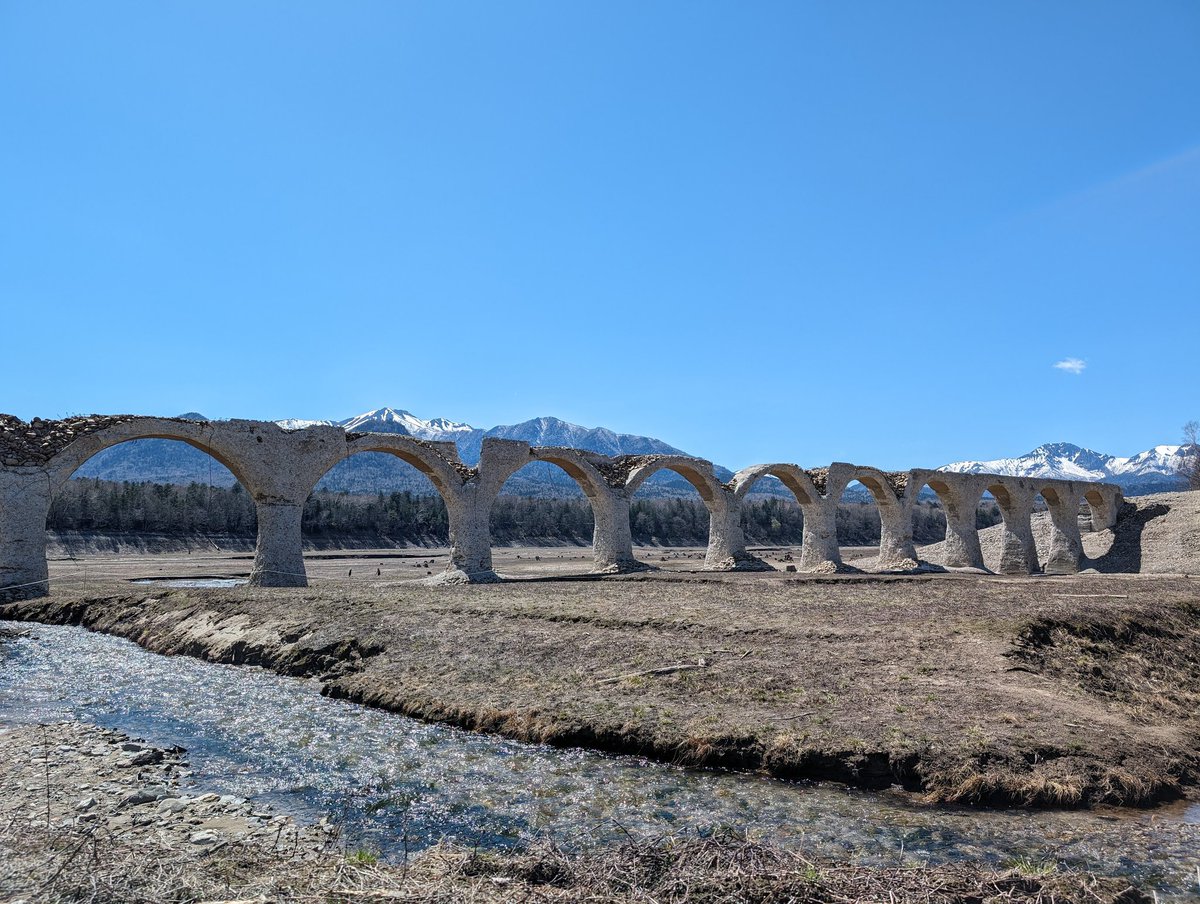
[{"left": 1182, "top": 421, "right": 1200, "bottom": 490}]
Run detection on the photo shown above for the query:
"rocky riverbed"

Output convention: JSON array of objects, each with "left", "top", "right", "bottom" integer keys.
[{"left": 0, "top": 720, "right": 1162, "bottom": 903}]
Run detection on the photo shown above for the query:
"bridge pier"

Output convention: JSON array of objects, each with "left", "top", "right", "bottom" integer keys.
[
  {"left": 0, "top": 469, "right": 51, "bottom": 601},
  {"left": 942, "top": 505, "right": 985, "bottom": 569},
  {"left": 249, "top": 501, "right": 308, "bottom": 587},
  {"left": 589, "top": 490, "right": 648, "bottom": 573},
  {"left": 993, "top": 485, "right": 1040, "bottom": 575},
  {"left": 877, "top": 502, "right": 919, "bottom": 570},
  {"left": 704, "top": 488, "right": 771, "bottom": 571},
  {"left": 1043, "top": 489, "right": 1085, "bottom": 574},
  {"left": 798, "top": 499, "right": 842, "bottom": 573},
  {"left": 437, "top": 483, "right": 501, "bottom": 583}
]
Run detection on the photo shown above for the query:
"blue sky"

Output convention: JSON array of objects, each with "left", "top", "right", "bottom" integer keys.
[{"left": 2, "top": 2, "right": 1197, "bottom": 470}]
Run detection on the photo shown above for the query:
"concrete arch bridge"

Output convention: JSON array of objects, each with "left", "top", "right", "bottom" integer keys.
[{"left": 0, "top": 414, "right": 1123, "bottom": 598}]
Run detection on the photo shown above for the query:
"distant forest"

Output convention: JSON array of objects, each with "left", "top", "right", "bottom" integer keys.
[{"left": 47, "top": 479, "right": 1004, "bottom": 547}]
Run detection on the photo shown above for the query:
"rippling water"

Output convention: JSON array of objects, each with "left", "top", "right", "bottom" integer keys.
[{"left": 1, "top": 621, "right": 1196, "bottom": 898}]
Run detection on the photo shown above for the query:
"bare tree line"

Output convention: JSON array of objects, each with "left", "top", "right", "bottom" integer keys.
[{"left": 47, "top": 478, "right": 1006, "bottom": 547}]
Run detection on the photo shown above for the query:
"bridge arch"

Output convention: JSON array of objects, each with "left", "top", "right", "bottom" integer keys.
[
  {"left": 491, "top": 448, "right": 638, "bottom": 573},
  {"left": 45, "top": 418, "right": 256, "bottom": 495},
  {"left": 29, "top": 418, "right": 260, "bottom": 592},
  {"left": 826, "top": 465, "right": 917, "bottom": 571}
]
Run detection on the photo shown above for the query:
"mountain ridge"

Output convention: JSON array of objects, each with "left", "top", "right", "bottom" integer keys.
[{"left": 941, "top": 441, "right": 1188, "bottom": 494}]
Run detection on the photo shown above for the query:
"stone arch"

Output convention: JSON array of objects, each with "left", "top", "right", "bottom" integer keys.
[
  {"left": 528, "top": 449, "right": 611, "bottom": 500},
  {"left": 491, "top": 448, "right": 637, "bottom": 573},
  {"left": 31, "top": 418, "right": 261, "bottom": 593},
  {"left": 730, "top": 463, "right": 844, "bottom": 572},
  {"left": 303, "top": 434, "right": 472, "bottom": 583},
  {"left": 306, "top": 434, "right": 466, "bottom": 538},
  {"left": 333, "top": 434, "right": 466, "bottom": 499},
  {"left": 621, "top": 456, "right": 730, "bottom": 568},
  {"left": 731, "top": 463, "right": 820, "bottom": 505},
  {"left": 623, "top": 456, "right": 723, "bottom": 503},
  {"left": 45, "top": 418, "right": 256, "bottom": 495},
  {"left": 729, "top": 464, "right": 818, "bottom": 564}
]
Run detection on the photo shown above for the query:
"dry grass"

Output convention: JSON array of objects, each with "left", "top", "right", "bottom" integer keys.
[{"left": 0, "top": 822, "right": 1152, "bottom": 904}]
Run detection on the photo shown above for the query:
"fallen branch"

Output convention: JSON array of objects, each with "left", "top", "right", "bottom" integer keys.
[
  {"left": 596, "top": 664, "right": 703, "bottom": 685},
  {"left": 778, "top": 710, "right": 817, "bottom": 721}
]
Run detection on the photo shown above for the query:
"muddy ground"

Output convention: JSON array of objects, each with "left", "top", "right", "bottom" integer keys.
[{"left": 5, "top": 564, "right": 1199, "bottom": 811}]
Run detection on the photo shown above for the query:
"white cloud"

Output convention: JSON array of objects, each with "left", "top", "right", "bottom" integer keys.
[{"left": 1053, "top": 357, "right": 1087, "bottom": 375}]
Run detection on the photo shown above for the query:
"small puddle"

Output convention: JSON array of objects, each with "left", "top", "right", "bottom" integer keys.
[
  {"left": 130, "top": 577, "right": 248, "bottom": 588},
  {"left": 1, "top": 622, "right": 1196, "bottom": 898}
]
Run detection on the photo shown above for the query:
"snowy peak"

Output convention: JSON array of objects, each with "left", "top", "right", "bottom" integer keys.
[
  {"left": 942, "top": 442, "right": 1189, "bottom": 493},
  {"left": 336, "top": 407, "right": 476, "bottom": 440},
  {"left": 275, "top": 418, "right": 335, "bottom": 431}
]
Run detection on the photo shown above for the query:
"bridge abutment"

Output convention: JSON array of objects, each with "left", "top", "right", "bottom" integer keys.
[{"left": 0, "top": 470, "right": 51, "bottom": 601}]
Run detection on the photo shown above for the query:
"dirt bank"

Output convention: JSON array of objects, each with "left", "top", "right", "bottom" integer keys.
[
  {"left": 0, "top": 721, "right": 1152, "bottom": 903},
  {"left": 5, "top": 571, "right": 1199, "bottom": 810}
]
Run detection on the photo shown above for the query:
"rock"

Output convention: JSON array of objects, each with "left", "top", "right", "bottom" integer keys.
[
  {"left": 76, "top": 796, "right": 98, "bottom": 811},
  {"left": 119, "top": 787, "right": 168, "bottom": 808},
  {"left": 189, "top": 830, "right": 220, "bottom": 845}
]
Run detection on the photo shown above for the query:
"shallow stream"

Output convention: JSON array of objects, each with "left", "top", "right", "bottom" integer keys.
[{"left": 1, "top": 621, "right": 1197, "bottom": 897}]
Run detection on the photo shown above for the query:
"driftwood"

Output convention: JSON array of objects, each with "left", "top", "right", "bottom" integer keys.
[{"left": 595, "top": 664, "right": 703, "bottom": 685}]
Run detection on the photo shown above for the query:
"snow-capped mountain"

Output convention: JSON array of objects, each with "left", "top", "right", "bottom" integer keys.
[
  {"left": 941, "top": 442, "right": 1189, "bottom": 494},
  {"left": 338, "top": 408, "right": 476, "bottom": 440},
  {"left": 73, "top": 407, "right": 713, "bottom": 498}
]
